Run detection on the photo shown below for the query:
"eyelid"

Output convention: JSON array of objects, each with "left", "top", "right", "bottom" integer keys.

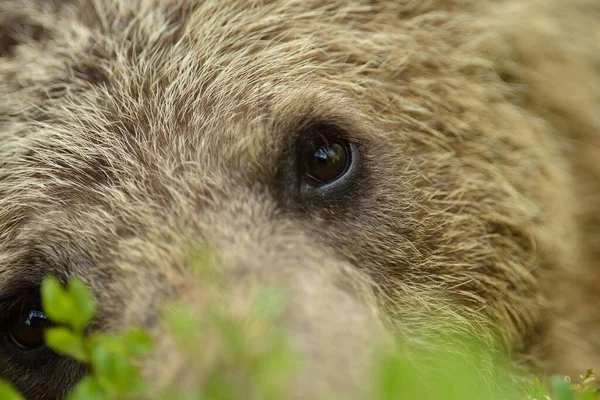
[{"left": 0, "top": 288, "right": 43, "bottom": 320}]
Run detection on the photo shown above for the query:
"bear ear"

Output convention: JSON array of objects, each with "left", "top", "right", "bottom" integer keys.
[{"left": 0, "top": 12, "right": 50, "bottom": 57}]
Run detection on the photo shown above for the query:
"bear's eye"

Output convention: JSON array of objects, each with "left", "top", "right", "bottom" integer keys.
[
  {"left": 7, "top": 310, "right": 52, "bottom": 350},
  {"left": 305, "top": 140, "right": 352, "bottom": 187}
]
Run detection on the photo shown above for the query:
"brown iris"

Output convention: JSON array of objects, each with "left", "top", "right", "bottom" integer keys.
[
  {"left": 305, "top": 140, "right": 351, "bottom": 186},
  {"left": 7, "top": 310, "right": 52, "bottom": 349}
]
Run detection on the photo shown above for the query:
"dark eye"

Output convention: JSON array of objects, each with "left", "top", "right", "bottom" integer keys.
[
  {"left": 7, "top": 310, "right": 52, "bottom": 350},
  {"left": 305, "top": 140, "right": 352, "bottom": 187}
]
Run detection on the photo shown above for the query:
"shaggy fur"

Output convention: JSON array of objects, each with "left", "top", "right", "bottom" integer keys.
[{"left": 0, "top": 0, "right": 599, "bottom": 398}]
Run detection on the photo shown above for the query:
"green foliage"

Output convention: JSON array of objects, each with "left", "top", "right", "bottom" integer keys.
[
  {"left": 41, "top": 277, "right": 153, "bottom": 400},
  {"left": 0, "top": 381, "right": 24, "bottom": 400},
  {"left": 371, "top": 342, "right": 598, "bottom": 400},
  {"left": 0, "top": 261, "right": 598, "bottom": 400},
  {"left": 158, "top": 251, "right": 298, "bottom": 400},
  {"left": 41, "top": 277, "right": 96, "bottom": 333},
  {"left": 371, "top": 323, "right": 520, "bottom": 400}
]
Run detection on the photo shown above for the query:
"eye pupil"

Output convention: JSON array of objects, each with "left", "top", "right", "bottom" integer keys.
[
  {"left": 306, "top": 141, "right": 350, "bottom": 186},
  {"left": 8, "top": 310, "right": 51, "bottom": 349}
]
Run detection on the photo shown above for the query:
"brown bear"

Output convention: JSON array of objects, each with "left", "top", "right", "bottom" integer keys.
[{"left": 1, "top": 0, "right": 599, "bottom": 398}]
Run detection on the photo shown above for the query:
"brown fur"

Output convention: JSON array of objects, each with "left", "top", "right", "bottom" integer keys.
[{"left": 0, "top": 0, "right": 599, "bottom": 398}]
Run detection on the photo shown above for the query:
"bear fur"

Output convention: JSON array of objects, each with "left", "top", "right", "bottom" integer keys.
[{"left": 0, "top": 0, "right": 599, "bottom": 398}]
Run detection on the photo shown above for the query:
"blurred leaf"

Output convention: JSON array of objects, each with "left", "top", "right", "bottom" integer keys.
[
  {"left": 0, "top": 381, "right": 24, "bottom": 400},
  {"left": 67, "top": 377, "right": 107, "bottom": 400},
  {"left": 67, "top": 278, "right": 97, "bottom": 332},
  {"left": 91, "top": 339, "right": 146, "bottom": 396},
  {"left": 45, "top": 327, "right": 88, "bottom": 362},
  {"left": 162, "top": 303, "right": 199, "bottom": 349},
  {"left": 41, "top": 277, "right": 75, "bottom": 326},
  {"left": 552, "top": 376, "right": 575, "bottom": 400},
  {"left": 122, "top": 329, "right": 154, "bottom": 357}
]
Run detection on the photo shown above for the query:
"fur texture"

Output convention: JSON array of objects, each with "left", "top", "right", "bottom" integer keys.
[{"left": 0, "top": 0, "right": 599, "bottom": 398}]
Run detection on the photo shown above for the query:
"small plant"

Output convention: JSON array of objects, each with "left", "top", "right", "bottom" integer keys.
[
  {"left": 156, "top": 248, "right": 299, "bottom": 400},
  {"left": 0, "top": 249, "right": 299, "bottom": 400},
  {"left": 0, "top": 261, "right": 598, "bottom": 400},
  {"left": 0, "top": 276, "right": 153, "bottom": 400},
  {"left": 44, "top": 277, "right": 153, "bottom": 400}
]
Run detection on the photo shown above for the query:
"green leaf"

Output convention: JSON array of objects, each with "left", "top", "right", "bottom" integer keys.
[
  {"left": 578, "top": 392, "right": 599, "bottom": 400},
  {"left": 90, "top": 341, "right": 146, "bottom": 396},
  {"left": 45, "top": 327, "right": 88, "bottom": 362},
  {"left": 67, "top": 377, "right": 107, "bottom": 400},
  {"left": 67, "top": 278, "right": 97, "bottom": 332},
  {"left": 41, "top": 277, "right": 75, "bottom": 326},
  {"left": 375, "top": 351, "right": 419, "bottom": 400},
  {"left": 0, "top": 381, "right": 24, "bottom": 400},
  {"left": 551, "top": 376, "right": 575, "bottom": 400},
  {"left": 122, "top": 329, "right": 154, "bottom": 357},
  {"left": 162, "top": 303, "right": 199, "bottom": 349}
]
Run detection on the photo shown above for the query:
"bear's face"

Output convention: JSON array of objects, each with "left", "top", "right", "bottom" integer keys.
[{"left": 2, "top": 0, "right": 593, "bottom": 398}]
